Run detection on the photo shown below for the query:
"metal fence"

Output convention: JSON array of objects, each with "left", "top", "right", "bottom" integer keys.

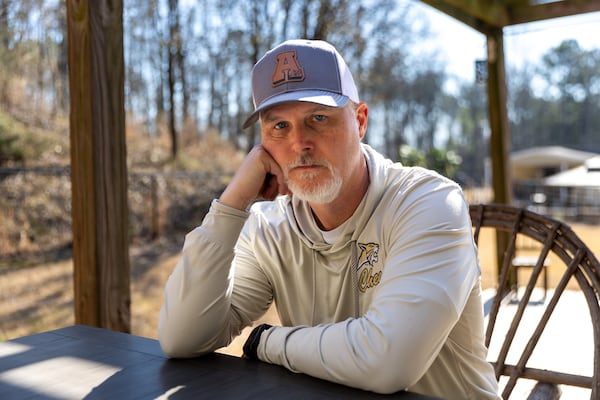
[{"left": 513, "top": 182, "right": 600, "bottom": 224}]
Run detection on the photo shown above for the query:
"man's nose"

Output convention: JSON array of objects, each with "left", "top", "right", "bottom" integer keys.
[{"left": 290, "top": 127, "right": 314, "bottom": 153}]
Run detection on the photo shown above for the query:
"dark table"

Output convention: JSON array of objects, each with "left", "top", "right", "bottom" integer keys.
[{"left": 0, "top": 325, "right": 441, "bottom": 399}]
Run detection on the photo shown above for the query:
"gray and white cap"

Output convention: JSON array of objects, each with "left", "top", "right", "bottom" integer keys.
[{"left": 243, "top": 39, "right": 359, "bottom": 129}]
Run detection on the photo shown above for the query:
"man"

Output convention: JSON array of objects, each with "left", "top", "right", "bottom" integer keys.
[{"left": 158, "top": 39, "right": 500, "bottom": 399}]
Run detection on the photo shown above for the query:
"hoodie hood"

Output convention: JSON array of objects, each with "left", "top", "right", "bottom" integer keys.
[{"left": 283, "top": 144, "right": 394, "bottom": 253}]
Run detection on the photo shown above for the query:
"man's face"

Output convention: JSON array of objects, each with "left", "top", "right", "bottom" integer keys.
[{"left": 260, "top": 101, "right": 367, "bottom": 204}]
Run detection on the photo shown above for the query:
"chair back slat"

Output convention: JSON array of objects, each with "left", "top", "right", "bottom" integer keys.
[
  {"left": 469, "top": 203, "right": 600, "bottom": 399},
  {"left": 485, "top": 215, "right": 520, "bottom": 351},
  {"left": 504, "top": 248, "right": 584, "bottom": 396}
]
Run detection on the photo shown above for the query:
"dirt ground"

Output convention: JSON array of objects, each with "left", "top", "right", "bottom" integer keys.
[{"left": 1, "top": 223, "right": 598, "bottom": 357}]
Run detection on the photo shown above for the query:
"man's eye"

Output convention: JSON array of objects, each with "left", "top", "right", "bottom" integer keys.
[
  {"left": 274, "top": 121, "right": 287, "bottom": 130},
  {"left": 313, "top": 114, "right": 327, "bottom": 122}
]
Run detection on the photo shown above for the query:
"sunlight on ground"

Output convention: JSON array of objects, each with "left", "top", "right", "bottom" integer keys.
[{"left": 484, "top": 288, "right": 593, "bottom": 399}]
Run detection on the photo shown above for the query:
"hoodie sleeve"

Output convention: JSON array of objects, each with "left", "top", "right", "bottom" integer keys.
[
  {"left": 256, "top": 178, "right": 481, "bottom": 394},
  {"left": 158, "top": 200, "right": 272, "bottom": 358}
]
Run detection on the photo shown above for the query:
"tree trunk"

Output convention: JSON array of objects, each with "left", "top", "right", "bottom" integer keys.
[
  {"left": 167, "top": 0, "right": 180, "bottom": 158},
  {"left": 167, "top": 50, "right": 178, "bottom": 157},
  {"left": 0, "top": 0, "right": 11, "bottom": 104}
]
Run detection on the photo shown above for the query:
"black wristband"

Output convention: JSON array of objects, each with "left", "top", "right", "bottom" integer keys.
[{"left": 242, "top": 323, "right": 272, "bottom": 360}]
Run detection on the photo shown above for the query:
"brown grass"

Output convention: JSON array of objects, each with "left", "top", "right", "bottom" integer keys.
[{"left": 1, "top": 223, "right": 598, "bottom": 357}]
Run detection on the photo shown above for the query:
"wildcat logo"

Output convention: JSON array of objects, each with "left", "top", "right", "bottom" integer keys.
[{"left": 357, "top": 242, "right": 382, "bottom": 293}]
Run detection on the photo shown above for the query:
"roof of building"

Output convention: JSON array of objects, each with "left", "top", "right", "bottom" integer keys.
[
  {"left": 544, "top": 156, "right": 600, "bottom": 187},
  {"left": 511, "top": 146, "right": 599, "bottom": 169}
]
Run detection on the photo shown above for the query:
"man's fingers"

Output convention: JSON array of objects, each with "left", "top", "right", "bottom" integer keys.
[
  {"left": 260, "top": 149, "right": 291, "bottom": 197},
  {"left": 219, "top": 144, "right": 290, "bottom": 209},
  {"left": 259, "top": 173, "right": 278, "bottom": 200}
]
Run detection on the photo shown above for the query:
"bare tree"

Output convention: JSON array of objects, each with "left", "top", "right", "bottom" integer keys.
[
  {"left": 0, "top": 0, "right": 12, "bottom": 104},
  {"left": 166, "top": 0, "right": 182, "bottom": 157},
  {"left": 54, "top": 4, "right": 69, "bottom": 114}
]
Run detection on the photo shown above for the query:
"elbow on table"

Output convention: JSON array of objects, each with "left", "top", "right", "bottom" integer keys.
[
  {"left": 159, "top": 334, "right": 215, "bottom": 359},
  {"left": 158, "top": 319, "right": 228, "bottom": 358},
  {"left": 159, "top": 340, "right": 186, "bottom": 359},
  {"left": 159, "top": 331, "right": 194, "bottom": 358},
  {"left": 358, "top": 363, "right": 421, "bottom": 395},
  {"left": 344, "top": 344, "right": 423, "bottom": 394},
  {"left": 360, "top": 337, "right": 433, "bottom": 394},
  {"left": 158, "top": 307, "right": 234, "bottom": 358},
  {"left": 158, "top": 323, "right": 206, "bottom": 358},
  {"left": 158, "top": 314, "right": 183, "bottom": 357}
]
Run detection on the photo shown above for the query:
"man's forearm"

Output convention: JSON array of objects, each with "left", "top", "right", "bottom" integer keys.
[{"left": 158, "top": 200, "right": 249, "bottom": 357}]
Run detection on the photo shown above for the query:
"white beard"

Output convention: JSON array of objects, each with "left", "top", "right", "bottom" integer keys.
[
  {"left": 285, "top": 155, "right": 343, "bottom": 204},
  {"left": 288, "top": 170, "right": 343, "bottom": 204}
]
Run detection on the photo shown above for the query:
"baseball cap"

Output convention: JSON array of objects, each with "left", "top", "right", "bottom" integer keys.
[{"left": 242, "top": 39, "right": 359, "bottom": 129}]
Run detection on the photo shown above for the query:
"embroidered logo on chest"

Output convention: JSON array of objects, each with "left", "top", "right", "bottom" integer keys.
[{"left": 357, "top": 242, "right": 382, "bottom": 293}]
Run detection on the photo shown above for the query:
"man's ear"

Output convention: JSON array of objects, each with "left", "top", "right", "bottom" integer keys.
[{"left": 355, "top": 102, "right": 368, "bottom": 139}]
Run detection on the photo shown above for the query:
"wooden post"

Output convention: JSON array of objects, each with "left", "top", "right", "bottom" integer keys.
[
  {"left": 486, "top": 28, "right": 512, "bottom": 205},
  {"left": 67, "top": 0, "right": 130, "bottom": 332},
  {"left": 486, "top": 28, "right": 512, "bottom": 280}
]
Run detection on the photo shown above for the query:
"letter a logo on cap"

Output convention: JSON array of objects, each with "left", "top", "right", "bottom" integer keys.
[{"left": 271, "top": 51, "right": 305, "bottom": 87}]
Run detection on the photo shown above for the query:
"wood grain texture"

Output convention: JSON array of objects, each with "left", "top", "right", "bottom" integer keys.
[
  {"left": 485, "top": 30, "right": 511, "bottom": 206},
  {"left": 67, "top": 0, "right": 130, "bottom": 332}
]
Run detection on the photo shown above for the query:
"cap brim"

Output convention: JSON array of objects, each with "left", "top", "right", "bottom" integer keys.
[{"left": 242, "top": 90, "right": 349, "bottom": 129}]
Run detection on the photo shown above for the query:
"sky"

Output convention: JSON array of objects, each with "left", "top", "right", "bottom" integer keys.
[{"left": 416, "top": 3, "right": 600, "bottom": 85}]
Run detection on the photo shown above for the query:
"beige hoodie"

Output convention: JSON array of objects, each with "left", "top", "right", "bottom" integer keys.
[{"left": 158, "top": 144, "right": 500, "bottom": 400}]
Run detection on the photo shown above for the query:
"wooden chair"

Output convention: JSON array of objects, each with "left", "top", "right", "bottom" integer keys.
[
  {"left": 511, "top": 234, "right": 551, "bottom": 301},
  {"left": 469, "top": 203, "right": 600, "bottom": 399}
]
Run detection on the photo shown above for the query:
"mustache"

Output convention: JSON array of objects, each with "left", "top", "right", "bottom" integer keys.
[{"left": 287, "top": 155, "right": 330, "bottom": 170}]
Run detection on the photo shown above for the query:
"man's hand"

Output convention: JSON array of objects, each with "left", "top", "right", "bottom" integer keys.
[{"left": 219, "top": 145, "right": 290, "bottom": 210}]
